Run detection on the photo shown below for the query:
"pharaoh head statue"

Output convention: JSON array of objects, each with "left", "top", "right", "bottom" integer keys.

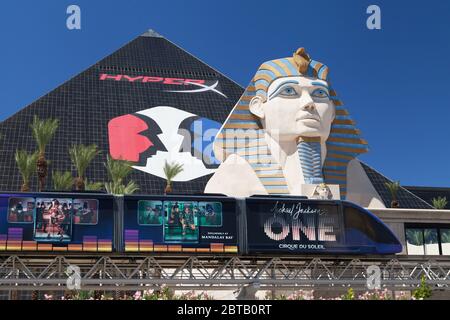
[
  {"left": 312, "top": 183, "right": 333, "bottom": 200},
  {"left": 248, "top": 48, "right": 335, "bottom": 142},
  {"left": 212, "top": 48, "right": 369, "bottom": 199}
]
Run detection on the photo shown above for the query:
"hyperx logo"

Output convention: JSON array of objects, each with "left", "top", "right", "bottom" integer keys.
[{"left": 100, "top": 73, "right": 227, "bottom": 97}]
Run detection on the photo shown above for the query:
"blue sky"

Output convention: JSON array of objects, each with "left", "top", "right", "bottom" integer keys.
[{"left": 1, "top": 0, "right": 450, "bottom": 187}]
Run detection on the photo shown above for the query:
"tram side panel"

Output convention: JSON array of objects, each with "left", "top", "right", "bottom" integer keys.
[
  {"left": 0, "top": 192, "right": 115, "bottom": 253},
  {"left": 122, "top": 195, "right": 239, "bottom": 254},
  {"left": 244, "top": 196, "right": 402, "bottom": 255}
]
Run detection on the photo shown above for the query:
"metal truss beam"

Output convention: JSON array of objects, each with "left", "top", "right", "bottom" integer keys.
[{"left": 0, "top": 255, "right": 449, "bottom": 291}]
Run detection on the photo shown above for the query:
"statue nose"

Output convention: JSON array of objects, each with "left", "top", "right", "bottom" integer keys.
[{"left": 303, "top": 103, "right": 316, "bottom": 112}]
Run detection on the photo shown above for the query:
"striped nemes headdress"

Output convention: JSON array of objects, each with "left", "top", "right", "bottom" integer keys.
[{"left": 214, "top": 48, "right": 369, "bottom": 199}]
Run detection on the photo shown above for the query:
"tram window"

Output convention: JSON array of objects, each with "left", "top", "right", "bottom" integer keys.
[
  {"left": 198, "top": 202, "right": 222, "bottom": 227},
  {"left": 73, "top": 199, "right": 98, "bottom": 225},
  {"left": 7, "top": 197, "right": 35, "bottom": 223},
  {"left": 137, "top": 200, "right": 163, "bottom": 226},
  {"left": 344, "top": 205, "right": 398, "bottom": 244},
  {"left": 164, "top": 201, "right": 199, "bottom": 243},
  {"left": 441, "top": 229, "right": 450, "bottom": 255},
  {"left": 34, "top": 198, "right": 72, "bottom": 242}
]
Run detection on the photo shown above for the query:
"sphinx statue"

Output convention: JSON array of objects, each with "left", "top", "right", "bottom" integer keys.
[{"left": 205, "top": 48, "right": 385, "bottom": 208}]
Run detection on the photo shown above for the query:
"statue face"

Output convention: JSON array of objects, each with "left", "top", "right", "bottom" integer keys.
[
  {"left": 250, "top": 76, "right": 335, "bottom": 141},
  {"left": 317, "top": 186, "right": 331, "bottom": 199},
  {"left": 312, "top": 185, "right": 332, "bottom": 199}
]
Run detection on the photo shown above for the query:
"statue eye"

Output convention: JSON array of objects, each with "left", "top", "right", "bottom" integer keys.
[
  {"left": 311, "top": 88, "right": 329, "bottom": 99},
  {"left": 278, "top": 86, "right": 299, "bottom": 97}
]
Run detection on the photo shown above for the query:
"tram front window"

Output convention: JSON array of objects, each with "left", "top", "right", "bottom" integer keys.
[{"left": 344, "top": 204, "right": 399, "bottom": 245}]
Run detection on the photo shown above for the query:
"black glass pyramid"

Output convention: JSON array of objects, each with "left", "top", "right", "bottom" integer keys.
[
  {"left": 0, "top": 29, "right": 432, "bottom": 208},
  {"left": 0, "top": 30, "right": 243, "bottom": 194},
  {"left": 360, "top": 162, "right": 432, "bottom": 209}
]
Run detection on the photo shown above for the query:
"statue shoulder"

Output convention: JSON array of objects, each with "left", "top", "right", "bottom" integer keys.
[{"left": 205, "top": 154, "right": 267, "bottom": 197}]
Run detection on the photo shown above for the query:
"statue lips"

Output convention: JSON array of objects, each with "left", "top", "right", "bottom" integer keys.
[
  {"left": 296, "top": 114, "right": 321, "bottom": 127},
  {"left": 108, "top": 114, "right": 153, "bottom": 162},
  {"left": 296, "top": 114, "right": 320, "bottom": 121}
]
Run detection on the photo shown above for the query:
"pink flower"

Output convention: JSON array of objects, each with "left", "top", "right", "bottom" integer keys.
[
  {"left": 143, "top": 289, "right": 153, "bottom": 296},
  {"left": 133, "top": 291, "right": 142, "bottom": 300}
]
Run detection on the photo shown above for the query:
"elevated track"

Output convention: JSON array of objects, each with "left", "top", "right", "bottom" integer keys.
[{"left": 1, "top": 253, "right": 450, "bottom": 293}]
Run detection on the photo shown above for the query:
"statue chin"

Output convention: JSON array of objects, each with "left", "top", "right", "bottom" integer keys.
[
  {"left": 265, "top": 126, "right": 326, "bottom": 142},
  {"left": 299, "top": 131, "right": 322, "bottom": 138}
]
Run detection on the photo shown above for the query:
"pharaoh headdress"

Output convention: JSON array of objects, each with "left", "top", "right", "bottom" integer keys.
[{"left": 213, "top": 48, "right": 368, "bottom": 199}]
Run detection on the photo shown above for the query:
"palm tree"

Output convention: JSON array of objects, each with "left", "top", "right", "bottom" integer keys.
[
  {"left": 163, "top": 161, "right": 184, "bottom": 194},
  {"left": 52, "top": 171, "right": 73, "bottom": 191},
  {"left": 385, "top": 181, "right": 400, "bottom": 208},
  {"left": 85, "top": 179, "right": 104, "bottom": 191},
  {"left": 432, "top": 196, "right": 448, "bottom": 209},
  {"left": 104, "top": 156, "right": 139, "bottom": 195},
  {"left": 69, "top": 144, "right": 101, "bottom": 191},
  {"left": 104, "top": 156, "right": 133, "bottom": 185},
  {"left": 30, "top": 115, "right": 59, "bottom": 191},
  {"left": 15, "top": 150, "right": 39, "bottom": 192}
]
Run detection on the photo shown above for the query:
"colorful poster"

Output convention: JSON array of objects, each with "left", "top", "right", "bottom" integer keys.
[
  {"left": 72, "top": 199, "right": 99, "bottom": 225},
  {"left": 163, "top": 201, "right": 199, "bottom": 242},
  {"left": 8, "top": 197, "right": 35, "bottom": 223},
  {"left": 198, "top": 202, "right": 222, "bottom": 227},
  {"left": 138, "top": 200, "right": 163, "bottom": 225},
  {"left": 34, "top": 198, "right": 72, "bottom": 242}
]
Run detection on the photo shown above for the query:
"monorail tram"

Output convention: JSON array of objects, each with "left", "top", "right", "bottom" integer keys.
[
  {"left": 0, "top": 192, "right": 114, "bottom": 252},
  {"left": 0, "top": 192, "right": 402, "bottom": 255},
  {"left": 243, "top": 196, "right": 402, "bottom": 254},
  {"left": 121, "top": 194, "right": 238, "bottom": 254}
]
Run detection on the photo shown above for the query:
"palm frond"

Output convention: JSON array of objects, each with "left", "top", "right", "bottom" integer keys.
[
  {"left": 432, "top": 196, "right": 448, "bottom": 209},
  {"left": 104, "top": 182, "right": 114, "bottom": 194},
  {"left": 104, "top": 156, "right": 134, "bottom": 184},
  {"left": 103, "top": 156, "right": 139, "bottom": 195},
  {"left": 69, "top": 144, "right": 101, "bottom": 178},
  {"left": 441, "top": 230, "right": 450, "bottom": 243},
  {"left": 15, "top": 150, "right": 38, "bottom": 184},
  {"left": 406, "top": 229, "right": 423, "bottom": 246},
  {"left": 52, "top": 171, "right": 73, "bottom": 191},
  {"left": 30, "top": 115, "right": 59, "bottom": 154},
  {"left": 104, "top": 180, "right": 139, "bottom": 195},
  {"left": 85, "top": 179, "right": 104, "bottom": 191},
  {"left": 385, "top": 181, "right": 400, "bottom": 200},
  {"left": 163, "top": 161, "right": 184, "bottom": 184},
  {"left": 123, "top": 180, "right": 139, "bottom": 194}
]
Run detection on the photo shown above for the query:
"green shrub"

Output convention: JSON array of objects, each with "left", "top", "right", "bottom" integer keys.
[
  {"left": 342, "top": 288, "right": 355, "bottom": 300},
  {"left": 412, "top": 275, "right": 432, "bottom": 300}
]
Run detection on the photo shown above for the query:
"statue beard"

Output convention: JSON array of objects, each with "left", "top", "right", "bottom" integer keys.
[{"left": 296, "top": 137, "right": 324, "bottom": 185}]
